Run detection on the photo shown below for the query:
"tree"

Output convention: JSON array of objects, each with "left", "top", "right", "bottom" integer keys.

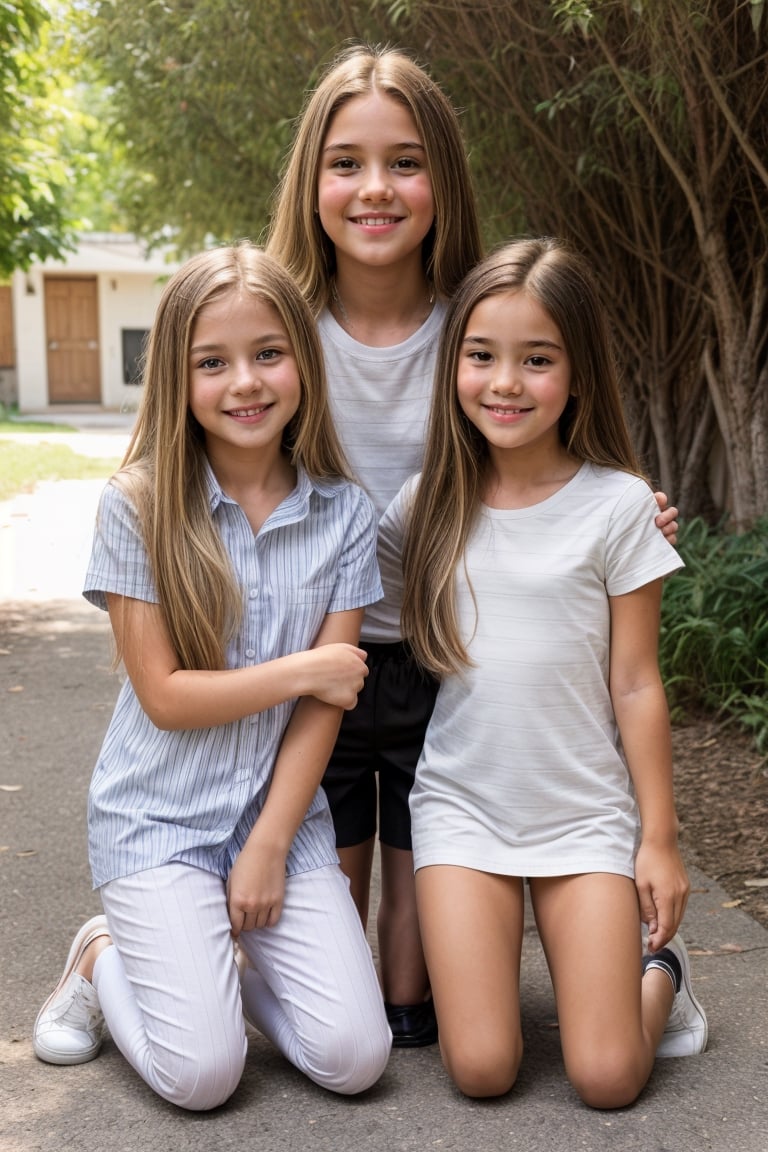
[
  {"left": 0, "top": 0, "right": 74, "bottom": 274},
  {"left": 385, "top": 0, "right": 768, "bottom": 525},
  {"left": 82, "top": 0, "right": 767, "bottom": 523},
  {"left": 83, "top": 0, "right": 394, "bottom": 253},
  {"left": 0, "top": 0, "right": 128, "bottom": 276}
]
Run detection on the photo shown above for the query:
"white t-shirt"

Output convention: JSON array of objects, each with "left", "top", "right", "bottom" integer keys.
[
  {"left": 377, "top": 463, "right": 684, "bottom": 878},
  {"left": 318, "top": 302, "right": 446, "bottom": 642}
]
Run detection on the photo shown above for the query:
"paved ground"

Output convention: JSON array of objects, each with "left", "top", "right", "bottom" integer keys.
[{"left": 1, "top": 415, "right": 767, "bottom": 1151}]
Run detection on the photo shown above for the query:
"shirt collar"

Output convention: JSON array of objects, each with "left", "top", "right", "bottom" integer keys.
[{"left": 204, "top": 458, "right": 343, "bottom": 519}]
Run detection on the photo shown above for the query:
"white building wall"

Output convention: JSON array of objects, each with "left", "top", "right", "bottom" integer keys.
[
  {"left": 97, "top": 273, "right": 168, "bottom": 409},
  {"left": 13, "top": 266, "right": 48, "bottom": 410},
  {"left": 12, "top": 236, "right": 176, "bottom": 414}
]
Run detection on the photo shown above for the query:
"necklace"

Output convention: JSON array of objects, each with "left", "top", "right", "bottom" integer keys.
[
  {"left": 330, "top": 278, "right": 434, "bottom": 333},
  {"left": 330, "top": 279, "right": 353, "bottom": 328}
]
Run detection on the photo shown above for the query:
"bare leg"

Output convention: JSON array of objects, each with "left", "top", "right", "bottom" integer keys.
[
  {"left": 416, "top": 865, "right": 525, "bottom": 1096},
  {"left": 76, "top": 935, "right": 113, "bottom": 981},
  {"left": 532, "top": 873, "right": 675, "bottom": 1110}
]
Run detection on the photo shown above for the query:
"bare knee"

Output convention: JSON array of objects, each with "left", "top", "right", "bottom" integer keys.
[
  {"left": 566, "top": 1048, "right": 648, "bottom": 1110},
  {"left": 441, "top": 1036, "right": 522, "bottom": 1098}
]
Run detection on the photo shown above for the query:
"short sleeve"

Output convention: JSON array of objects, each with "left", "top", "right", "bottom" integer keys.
[
  {"left": 83, "top": 481, "right": 159, "bottom": 611},
  {"left": 376, "top": 474, "right": 420, "bottom": 616},
  {"left": 325, "top": 484, "right": 383, "bottom": 614},
  {"left": 605, "top": 479, "right": 684, "bottom": 596}
]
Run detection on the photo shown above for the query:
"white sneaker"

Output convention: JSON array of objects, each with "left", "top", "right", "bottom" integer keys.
[
  {"left": 33, "top": 915, "right": 110, "bottom": 1065},
  {"left": 655, "top": 932, "right": 708, "bottom": 1058}
]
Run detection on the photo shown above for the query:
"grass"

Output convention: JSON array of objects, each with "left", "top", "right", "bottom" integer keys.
[
  {"left": 0, "top": 400, "right": 79, "bottom": 435},
  {"left": 0, "top": 441, "right": 122, "bottom": 502},
  {"left": 0, "top": 402, "right": 123, "bottom": 501},
  {"left": 0, "top": 416, "right": 78, "bottom": 434}
]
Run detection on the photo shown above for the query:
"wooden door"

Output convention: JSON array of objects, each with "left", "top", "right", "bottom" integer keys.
[
  {"left": 44, "top": 277, "right": 101, "bottom": 403},
  {"left": 0, "top": 285, "right": 14, "bottom": 367}
]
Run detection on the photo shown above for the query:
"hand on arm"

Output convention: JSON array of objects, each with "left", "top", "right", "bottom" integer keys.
[
  {"left": 653, "top": 491, "right": 679, "bottom": 545},
  {"left": 226, "top": 607, "right": 366, "bottom": 935},
  {"left": 609, "top": 581, "right": 689, "bottom": 951},
  {"left": 107, "top": 594, "right": 369, "bottom": 730}
]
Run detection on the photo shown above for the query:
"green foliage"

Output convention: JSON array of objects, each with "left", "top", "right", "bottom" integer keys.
[
  {"left": 40, "top": 6, "right": 131, "bottom": 233},
  {"left": 660, "top": 519, "right": 768, "bottom": 754},
  {"left": 82, "top": 0, "right": 398, "bottom": 252},
  {"left": 391, "top": 1, "right": 768, "bottom": 525},
  {"left": 0, "top": 0, "right": 128, "bottom": 274},
  {"left": 0, "top": 0, "right": 73, "bottom": 273}
]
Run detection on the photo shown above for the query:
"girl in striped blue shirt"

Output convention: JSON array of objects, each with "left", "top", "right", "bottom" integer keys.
[{"left": 32, "top": 243, "right": 392, "bottom": 1109}]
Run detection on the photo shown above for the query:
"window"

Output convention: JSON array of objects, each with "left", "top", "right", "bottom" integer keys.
[{"left": 122, "top": 328, "right": 149, "bottom": 385}]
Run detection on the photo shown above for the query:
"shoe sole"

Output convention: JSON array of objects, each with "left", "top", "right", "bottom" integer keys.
[
  {"left": 33, "top": 914, "right": 110, "bottom": 1065},
  {"left": 33, "top": 1033, "right": 103, "bottom": 1065}
]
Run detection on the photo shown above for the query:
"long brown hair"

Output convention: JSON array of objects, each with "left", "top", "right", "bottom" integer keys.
[
  {"left": 116, "top": 242, "right": 350, "bottom": 671},
  {"left": 401, "top": 237, "right": 644, "bottom": 676},
  {"left": 266, "top": 43, "right": 483, "bottom": 311}
]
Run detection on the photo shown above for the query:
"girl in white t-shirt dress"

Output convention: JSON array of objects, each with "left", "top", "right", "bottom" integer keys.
[{"left": 378, "top": 237, "right": 707, "bottom": 1108}]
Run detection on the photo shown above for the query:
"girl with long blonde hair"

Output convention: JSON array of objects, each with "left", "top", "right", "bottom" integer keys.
[
  {"left": 379, "top": 237, "right": 707, "bottom": 1105},
  {"left": 33, "top": 242, "right": 391, "bottom": 1109},
  {"left": 267, "top": 42, "right": 483, "bottom": 1046}
]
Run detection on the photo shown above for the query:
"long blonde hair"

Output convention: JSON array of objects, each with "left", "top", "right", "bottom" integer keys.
[
  {"left": 401, "top": 237, "right": 644, "bottom": 676},
  {"left": 116, "top": 242, "right": 350, "bottom": 671},
  {"left": 266, "top": 43, "right": 483, "bottom": 312}
]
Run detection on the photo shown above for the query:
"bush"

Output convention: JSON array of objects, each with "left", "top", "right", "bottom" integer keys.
[{"left": 660, "top": 517, "right": 768, "bottom": 755}]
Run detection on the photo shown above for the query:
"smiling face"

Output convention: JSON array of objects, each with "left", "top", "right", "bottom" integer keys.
[
  {"left": 456, "top": 290, "right": 573, "bottom": 461},
  {"left": 188, "top": 290, "right": 301, "bottom": 462},
  {"left": 316, "top": 89, "right": 436, "bottom": 277}
]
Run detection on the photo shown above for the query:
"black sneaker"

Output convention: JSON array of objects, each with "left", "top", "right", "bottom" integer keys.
[{"left": 385, "top": 998, "right": 438, "bottom": 1048}]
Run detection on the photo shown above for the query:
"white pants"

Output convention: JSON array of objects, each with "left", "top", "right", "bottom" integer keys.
[{"left": 95, "top": 862, "right": 391, "bottom": 1111}]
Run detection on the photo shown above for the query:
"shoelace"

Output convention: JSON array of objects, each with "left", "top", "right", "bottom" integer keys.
[{"left": 49, "top": 977, "right": 103, "bottom": 1032}]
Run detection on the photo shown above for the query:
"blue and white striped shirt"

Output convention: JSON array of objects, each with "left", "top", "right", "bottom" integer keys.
[{"left": 84, "top": 464, "right": 382, "bottom": 888}]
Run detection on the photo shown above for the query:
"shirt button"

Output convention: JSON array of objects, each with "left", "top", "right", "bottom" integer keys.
[
  {"left": 245, "top": 648, "right": 255, "bottom": 658},
  {"left": 248, "top": 588, "right": 258, "bottom": 599}
]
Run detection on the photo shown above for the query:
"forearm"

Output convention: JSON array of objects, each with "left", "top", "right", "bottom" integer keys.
[
  {"left": 108, "top": 594, "right": 368, "bottom": 730},
  {"left": 243, "top": 695, "right": 344, "bottom": 855},
  {"left": 144, "top": 653, "right": 313, "bottom": 731},
  {"left": 226, "top": 610, "right": 363, "bottom": 933},
  {"left": 613, "top": 681, "right": 680, "bottom": 844}
]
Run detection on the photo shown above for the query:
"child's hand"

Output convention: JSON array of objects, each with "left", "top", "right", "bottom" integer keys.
[
  {"left": 653, "top": 492, "right": 679, "bottom": 544},
  {"left": 301, "top": 643, "right": 369, "bottom": 709},
  {"left": 634, "top": 840, "right": 690, "bottom": 952},
  {"left": 227, "top": 839, "right": 287, "bottom": 936}
]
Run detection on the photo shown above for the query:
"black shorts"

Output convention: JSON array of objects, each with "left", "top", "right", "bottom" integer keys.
[{"left": 321, "top": 641, "right": 439, "bottom": 851}]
